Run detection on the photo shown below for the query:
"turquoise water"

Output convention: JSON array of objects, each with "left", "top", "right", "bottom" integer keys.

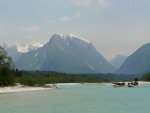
[{"left": 0, "top": 84, "right": 150, "bottom": 113}]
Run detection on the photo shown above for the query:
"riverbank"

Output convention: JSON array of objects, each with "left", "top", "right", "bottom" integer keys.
[
  {"left": 0, "top": 82, "right": 149, "bottom": 94},
  {"left": 0, "top": 83, "right": 59, "bottom": 94},
  {"left": 0, "top": 83, "right": 81, "bottom": 94},
  {"left": 82, "top": 81, "right": 150, "bottom": 86},
  {"left": 138, "top": 81, "right": 150, "bottom": 85}
]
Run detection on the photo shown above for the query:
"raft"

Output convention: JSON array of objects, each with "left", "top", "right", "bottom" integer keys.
[
  {"left": 112, "top": 83, "right": 127, "bottom": 87},
  {"left": 128, "top": 84, "right": 140, "bottom": 87}
]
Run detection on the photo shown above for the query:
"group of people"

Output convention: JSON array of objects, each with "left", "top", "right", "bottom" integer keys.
[
  {"left": 113, "top": 78, "right": 139, "bottom": 87},
  {"left": 113, "top": 82, "right": 126, "bottom": 87},
  {"left": 128, "top": 81, "right": 138, "bottom": 86},
  {"left": 128, "top": 78, "right": 139, "bottom": 86}
]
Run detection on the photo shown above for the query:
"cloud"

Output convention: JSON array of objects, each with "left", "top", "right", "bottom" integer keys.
[
  {"left": 22, "top": 25, "right": 41, "bottom": 32},
  {"left": 59, "top": 16, "right": 70, "bottom": 22}
]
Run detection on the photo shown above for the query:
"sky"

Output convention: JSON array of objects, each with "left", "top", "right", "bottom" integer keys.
[{"left": 0, "top": 0, "right": 150, "bottom": 59}]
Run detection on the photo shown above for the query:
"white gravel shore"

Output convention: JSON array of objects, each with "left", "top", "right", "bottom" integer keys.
[
  {"left": 0, "top": 86, "right": 52, "bottom": 94},
  {"left": 0, "top": 83, "right": 80, "bottom": 94},
  {"left": 138, "top": 81, "right": 150, "bottom": 85},
  {"left": 0, "top": 84, "right": 56, "bottom": 94}
]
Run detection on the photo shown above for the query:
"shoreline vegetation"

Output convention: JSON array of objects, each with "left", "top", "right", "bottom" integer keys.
[{"left": 2, "top": 70, "right": 150, "bottom": 87}]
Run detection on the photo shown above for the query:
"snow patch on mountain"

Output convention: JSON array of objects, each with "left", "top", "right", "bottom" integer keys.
[
  {"left": 17, "top": 45, "right": 29, "bottom": 53},
  {"left": 2, "top": 42, "right": 17, "bottom": 49},
  {"left": 2, "top": 42, "right": 44, "bottom": 53},
  {"left": 28, "top": 42, "right": 44, "bottom": 51},
  {"left": 85, "top": 61, "right": 95, "bottom": 70},
  {"left": 69, "top": 34, "right": 91, "bottom": 44},
  {"left": 30, "top": 41, "right": 44, "bottom": 48},
  {"left": 34, "top": 53, "right": 38, "bottom": 57},
  {"left": 52, "top": 34, "right": 91, "bottom": 44}
]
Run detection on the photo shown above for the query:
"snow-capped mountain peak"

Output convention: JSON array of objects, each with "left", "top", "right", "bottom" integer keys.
[
  {"left": 2, "top": 42, "right": 17, "bottom": 49},
  {"left": 30, "top": 41, "right": 44, "bottom": 48},
  {"left": 17, "top": 44, "right": 29, "bottom": 53},
  {"left": 15, "top": 34, "right": 116, "bottom": 73},
  {"left": 68, "top": 34, "right": 91, "bottom": 44},
  {"left": 28, "top": 41, "right": 45, "bottom": 51},
  {"left": 50, "top": 34, "right": 91, "bottom": 44},
  {"left": 2, "top": 42, "right": 44, "bottom": 53},
  {"left": 69, "top": 34, "right": 78, "bottom": 38}
]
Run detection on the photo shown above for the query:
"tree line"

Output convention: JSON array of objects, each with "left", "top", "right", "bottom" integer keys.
[
  {"left": 142, "top": 73, "right": 150, "bottom": 81},
  {"left": 15, "top": 71, "right": 103, "bottom": 86}
]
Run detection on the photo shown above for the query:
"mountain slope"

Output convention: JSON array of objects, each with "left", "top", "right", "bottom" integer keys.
[
  {"left": 2, "top": 42, "right": 44, "bottom": 61},
  {"left": 109, "top": 55, "right": 127, "bottom": 69},
  {"left": 116, "top": 43, "right": 150, "bottom": 74},
  {"left": 15, "top": 34, "right": 116, "bottom": 74}
]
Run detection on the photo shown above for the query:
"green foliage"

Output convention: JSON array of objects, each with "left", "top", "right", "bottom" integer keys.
[
  {"left": 14, "top": 70, "right": 140, "bottom": 86},
  {"left": 0, "top": 46, "right": 15, "bottom": 86},
  {"left": 15, "top": 71, "right": 102, "bottom": 86},
  {"left": 142, "top": 73, "right": 150, "bottom": 81}
]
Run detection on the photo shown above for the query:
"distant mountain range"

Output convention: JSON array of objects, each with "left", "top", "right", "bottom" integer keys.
[
  {"left": 15, "top": 34, "right": 116, "bottom": 74},
  {"left": 2, "top": 42, "right": 44, "bottom": 61},
  {"left": 2, "top": 34, "right": 150, "bottom": 75},
  {"left": 116, "top": 43, "right": 150, "bottom": 74},
  {"left": 109, "top": 55, "right": 127, "bottom": 69}
]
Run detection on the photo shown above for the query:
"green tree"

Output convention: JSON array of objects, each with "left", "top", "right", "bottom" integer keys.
[
  {"left": 0, "top": 45, "right": 15, "bottom": 86},
  {"left": 142, "top": 73, "right": 150, "bottom": 81}
]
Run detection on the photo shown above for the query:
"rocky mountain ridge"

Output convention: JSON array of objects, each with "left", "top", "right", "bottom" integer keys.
[{"left": 116, "top": 43, "right": 150, "bottom": 74}]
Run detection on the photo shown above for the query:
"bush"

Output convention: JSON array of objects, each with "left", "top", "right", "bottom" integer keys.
[{"left": 142, "top": 73, "right": 150, "bottom": 81}]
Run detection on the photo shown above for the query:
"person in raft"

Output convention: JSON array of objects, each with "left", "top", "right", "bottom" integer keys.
[{"left": 128, "top": 78, "right": 139, "bottom": 86}]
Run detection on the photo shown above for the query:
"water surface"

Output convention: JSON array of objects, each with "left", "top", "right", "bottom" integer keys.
[{"left": 0, "top": 84, "right": 149, "bottom": 113}]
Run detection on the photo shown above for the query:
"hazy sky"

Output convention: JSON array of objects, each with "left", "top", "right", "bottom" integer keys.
[{"left": 0, "top": 0, "right": 150, "bottom": 59}]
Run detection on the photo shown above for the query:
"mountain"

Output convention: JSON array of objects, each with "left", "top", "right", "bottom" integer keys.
[
  {"left": 15, "top": 34, "right": 116, "bottom": 74},
  {"left": 116, "top": 43, "right": 150, "bottom": 74},
  {"left": 109, "top": 55, "right": 127, "bottom": 69},
  {"left": 2, "top": 43, "right": 21, "bottom": 62},
  {"left": 2, "top": 42, "right": 44, "bottom": 61}
]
